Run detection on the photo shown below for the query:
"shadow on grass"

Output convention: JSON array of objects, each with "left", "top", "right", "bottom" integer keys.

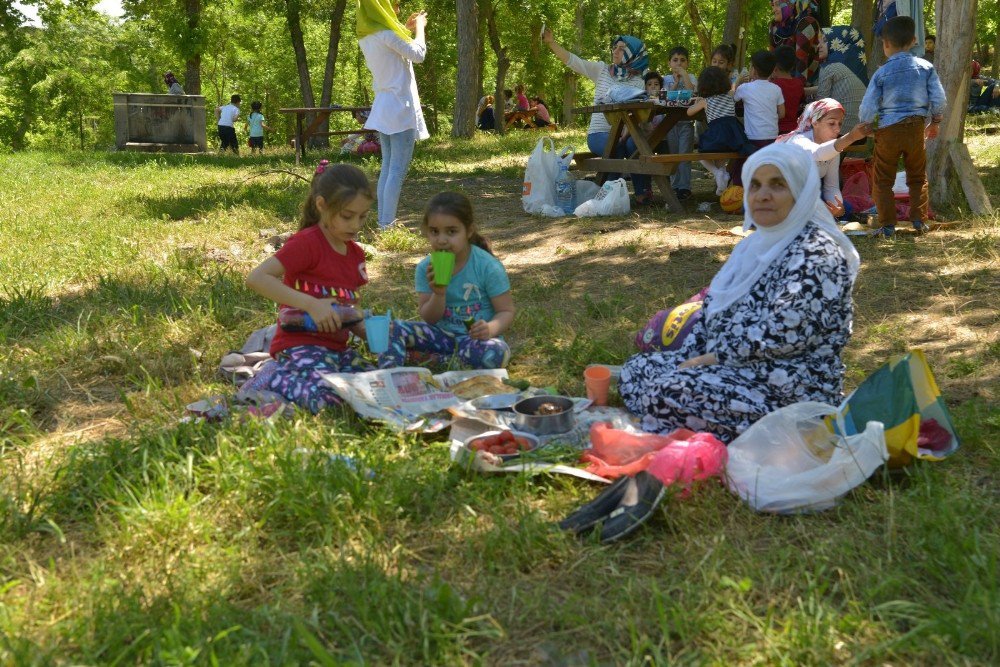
[{"left": 128, "top": 180, "right": 303, "bottom": 221}]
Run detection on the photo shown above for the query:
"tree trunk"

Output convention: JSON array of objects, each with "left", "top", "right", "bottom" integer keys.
[
  {"left": 723, "top": 0, "right": 746, "bottom": 44},
  {"left": 685, "top": 0, "right": 713, "bottom": 64},
  {"left": 817, "top": 0, "right": 831, "bottom": 25},
  {"left": 315, "top": 0, "right": 348, "bottom": 148},
  {"left": 285, "top": 0, "right": 316, "bottom": 135},
  {"left": 184, "top": 0, "right": 201, "bottom": 94},
  {"left": 993, "top": 1, "right": 1000, "bottom": 78},
  {"left": 483, "top": 0, "right": 509, "bottom": 134},
  {"left": 527, "top": 17, "right": 543, "bottom": 94},
  {"left": 926, "top": 0, "right": 993, "bottom": 214},
  {"left": 561, "top": 0, "right": 587, "bottom": 126},
  {"left": 453, "top": 0, "right": 479, "bottom": 138}
]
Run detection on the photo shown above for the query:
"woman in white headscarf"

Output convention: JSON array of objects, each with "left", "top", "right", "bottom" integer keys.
[{"left": 619, "top": 143, "right": 861, "bottom": 443}]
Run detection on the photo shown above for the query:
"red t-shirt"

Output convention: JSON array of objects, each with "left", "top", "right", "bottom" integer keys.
[
  {"left": 516, "top": 93, "right": 530, "bottom": 111},
  {"left": 269, "top": 225, "right": 368, "bottom": 356},
  {"left": 772, "top": 76, "right": 805, "bottom": 134}
]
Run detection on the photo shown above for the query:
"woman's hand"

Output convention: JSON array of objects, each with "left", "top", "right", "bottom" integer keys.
[
  {"left": 406, "top": 10, "right": 427, "bottom": 31},
  {"left": 541, "top": 26, "right": 554, "bottom": 45},
  {"left": 306, "top": 298, "right": 343, "bottom": 334},
  {"left": 678, "top": 353, "right": 718, "bottom": 369},
  {"left": 468, "top": 319, "right": 493, "bottom": 340},
  {"left": 425, "top": 263, "right": 447, "bottom": 295},
  {"left": 824, "top": 196, "right": 845, "bottom": 218}
]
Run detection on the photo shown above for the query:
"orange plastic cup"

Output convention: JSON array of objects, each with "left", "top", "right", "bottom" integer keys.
[{"left": 584, "top": 365, "right": 612, "bottom": 406}]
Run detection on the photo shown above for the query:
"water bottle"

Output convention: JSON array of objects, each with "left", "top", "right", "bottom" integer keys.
[
  {"left": 555, "top": 163, "right": 575, "bottom": 215},
  {"left": 278, "top": 304, "right": 364, "bottom": 333}
]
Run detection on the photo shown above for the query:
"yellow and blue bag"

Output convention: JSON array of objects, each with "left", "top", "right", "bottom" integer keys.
[{"left": 838, "top": 349, "right": 960, "bottom": 467}]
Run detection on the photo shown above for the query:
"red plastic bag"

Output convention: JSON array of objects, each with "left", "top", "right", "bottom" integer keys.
[{"left": 581, "top": 423, "right": 727, "bottom": 493}]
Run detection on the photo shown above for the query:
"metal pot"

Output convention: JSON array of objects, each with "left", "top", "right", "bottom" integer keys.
[{"left": 512, "top": 396, "right": 576, "bottom": 435}]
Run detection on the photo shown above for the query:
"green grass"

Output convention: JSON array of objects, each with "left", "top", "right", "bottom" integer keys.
[{"left": 0, "top": 131, "right": 998, "bottom": 664}]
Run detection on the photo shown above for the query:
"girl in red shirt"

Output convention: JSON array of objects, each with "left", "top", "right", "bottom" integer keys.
[{"left": 246, "top": 162, "right": 375, "bottom": 412}]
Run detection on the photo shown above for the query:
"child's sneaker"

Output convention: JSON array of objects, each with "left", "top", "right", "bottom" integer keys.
[
  {"left": 871, "top": 225, "right": 896, "bottom": 238},
  {"left": 714, "top": 170, "right": 731, "bottom": 196},
  {"left": 674, "top": 188, "right": 692, "bottom": 201},
  {"left": 912, "top": 220, "right": 929, "bottom": 234}
]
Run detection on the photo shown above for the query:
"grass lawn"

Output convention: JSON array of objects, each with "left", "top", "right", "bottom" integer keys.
[{"left": 0, "top": 128, "right": 998, "bottom": 665}]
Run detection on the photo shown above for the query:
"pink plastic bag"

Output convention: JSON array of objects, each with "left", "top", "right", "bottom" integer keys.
[{"left": 582, "top": 423, "right": 727, "bottom": 493}]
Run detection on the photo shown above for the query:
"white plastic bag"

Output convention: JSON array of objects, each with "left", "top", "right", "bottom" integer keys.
[
  {"left": 522, "top": 137, "right": 558, "bottom": 214},
  {"left": 725, "top": 401, "right": 888, "bottom": 514},
  {"left": 574, "top": 178, "right": 631, "bottom": 217}
]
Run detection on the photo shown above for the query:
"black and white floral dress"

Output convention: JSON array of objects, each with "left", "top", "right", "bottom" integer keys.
[{"left": 619, "top": 221, "right": 854, "bottom": 443}]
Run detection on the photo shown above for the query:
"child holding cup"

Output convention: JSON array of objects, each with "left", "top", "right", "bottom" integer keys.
[{"left": 377, "top": 192, "right": 515, "bottom": 369}]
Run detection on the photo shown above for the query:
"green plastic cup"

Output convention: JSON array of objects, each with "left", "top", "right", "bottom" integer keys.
[{"left": 430, "top": 251, "right": 456, "bottom": 286}]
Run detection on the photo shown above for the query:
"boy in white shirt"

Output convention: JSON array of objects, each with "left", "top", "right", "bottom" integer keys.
[
  {"left": 733, "top": 51, "right": 785, "bottom": 147},
  {"left": 215, "top": 94, "right": 242, "bottom": 154}
]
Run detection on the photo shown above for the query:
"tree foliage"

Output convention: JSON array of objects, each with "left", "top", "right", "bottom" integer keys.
[{"left": 0, "top": 0, "right": 991, "bottom": 149}]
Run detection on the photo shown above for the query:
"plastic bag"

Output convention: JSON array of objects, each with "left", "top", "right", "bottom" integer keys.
[
  {"left": 574, "top": 178, "right": 630, "bottom": 217},
  {"left": 725, "top": 401, "right": 888, "bottom": 514},
  {"left": 575, "top": 180, "right": 599, "bottom": 203},
  {"left": 582, "top": 423, "right": 727, "bottom": 491},
  {"left": 602, "top": 84, "right": 645, "bottom": 104},
  {"left": 522, "top": 137, "right": 558, "bottom": 214}
]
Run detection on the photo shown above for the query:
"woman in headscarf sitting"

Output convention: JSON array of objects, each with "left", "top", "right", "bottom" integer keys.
[
  {"left": 807, "top": 27, "right": 869, "bottom": 133},
  {"left": 776, "top": 99, "right": 870, "bottom": 219},
  {"left": 618, "top": 143, "right": 860, "bottom": 443},
  {"left": 541, "top": 27, "right": 647, "bottom": 155},
  {"left": 164, "top": 71, "right": 184, "bottom": 95}
]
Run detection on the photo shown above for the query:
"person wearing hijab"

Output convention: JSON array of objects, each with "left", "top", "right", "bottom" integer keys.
[
  {"left": 807, "top": 28, "right": 869, "bottom": 133},
  {"left": 357, "top": 0, "right": 429, "bottom": 228},
  {"left": 618, "top": 143, "right": 860, "bottom": 443},
  {"left": 542, "top": 27, "right": 647, "bottom": 155},
  {"left": 777, "top": 99, "right": 870, "bottom": 218},
  {"left": 164, "top": 71, "right": 184, "bottom": 95}
]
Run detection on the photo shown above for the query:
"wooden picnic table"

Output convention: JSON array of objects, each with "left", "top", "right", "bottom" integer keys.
[
  {"left": 277, "top": 106, "right": 372, "bottom": 166},
  {"left": 573, "top": 101, "right": 730, "bottom": 213}
]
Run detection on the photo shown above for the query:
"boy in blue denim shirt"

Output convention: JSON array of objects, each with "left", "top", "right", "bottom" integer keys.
[{"left": 859, "top": 16, "right": 946, "bottom": 237}]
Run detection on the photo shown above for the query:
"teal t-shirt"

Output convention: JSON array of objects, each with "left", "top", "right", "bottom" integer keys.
[
  {"left": 248, "top": 112, "right": 265, "bottom": 137},
  {"left": 415, "top": 245, "right": 511, "bottom": 336}
]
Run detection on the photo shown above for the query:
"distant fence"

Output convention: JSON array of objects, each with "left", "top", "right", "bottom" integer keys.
[{"left": 113, "top": 93, "right": 207, "bottom": 153}]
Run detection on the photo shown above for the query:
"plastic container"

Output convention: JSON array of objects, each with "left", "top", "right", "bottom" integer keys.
[
  {"left": 365, "top": 309, "right": 392, "bottom": 353},
  {"left": 555, "top": 164, "right": 575, "bottom": 215},
  {"left": 278, "top": 304, "right": 364, "bottom": 333}
]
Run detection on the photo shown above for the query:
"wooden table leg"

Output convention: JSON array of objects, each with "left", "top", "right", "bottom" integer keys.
[
  {"left": 622, "top": 112, "right": 684, "bottom": 213},
  {"left": 595, "top": 114, "right": 626, "bottom": 186}
]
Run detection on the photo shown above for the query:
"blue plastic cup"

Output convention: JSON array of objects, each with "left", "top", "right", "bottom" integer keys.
[
  {"left": 667, "top": 90, "right": 680, "bottom": 102},
  {"left": 678, "top": 89, "right": 692, "bottom": 102},
  {"left": 365, "top": 309, "right": 391, "bottom": 354}
]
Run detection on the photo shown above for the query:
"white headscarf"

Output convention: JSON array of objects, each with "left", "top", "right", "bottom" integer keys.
[{"left": 706, "top": 143, "right": 861, "bottom": 318}]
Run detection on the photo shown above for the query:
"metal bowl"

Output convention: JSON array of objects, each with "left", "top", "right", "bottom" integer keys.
[{"left": 511, "top": 396, "right": 576, "bottom": 435}]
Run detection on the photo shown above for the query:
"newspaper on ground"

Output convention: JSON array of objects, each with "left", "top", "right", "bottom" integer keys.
[{"left": 319, "top": 367, "right": 509, "bottom": 432}]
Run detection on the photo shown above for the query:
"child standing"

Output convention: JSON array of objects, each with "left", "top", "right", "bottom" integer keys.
[
  {"left": 664, "top": 46, "right": 698, "bottom": 200},
  {"left": 626, "top": 71, "right": 667, "bottom": 206},
  {"left": 379, "top": 192, "right": 514, "bottom": 370},
  {"left": 733, "top": 51, "right": 785, "bottom": 148},
  {"left": 215, "top": 94, "right": 242, "bottom": 154},
  {"left": 689, "top": 66, "right": 757, "bottom": 195},
  {"left": 245, "top": 101, "right": 272, "bottom": 154},
  {"left": 246, "top": 162, "right": 375, "bottom": 413},
  {"left": 859, "top": 15, "right": 945, "bottom": 236},
  {"left": 771, "top": 45, "right": 806, "bottom": 134}
]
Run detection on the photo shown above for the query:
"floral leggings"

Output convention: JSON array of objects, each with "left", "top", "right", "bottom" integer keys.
[
  {"left": 378, "top": 320, "right": 510, "bottom": 370},
  {"left": 266, "top": 345, "right": 374, "bottom": 414}
]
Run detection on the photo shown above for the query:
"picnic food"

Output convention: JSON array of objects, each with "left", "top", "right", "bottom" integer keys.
[
  {"left": 468, "top": 430, "right": 534, "bottom": 456},
  {"left": 449, "top": 375, "right": 510, "bottom": 399},
  {"left": 535, "top": 401, "right": 565, "bottom": 416}
]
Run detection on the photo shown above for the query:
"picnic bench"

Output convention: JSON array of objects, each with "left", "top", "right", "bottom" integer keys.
[
  {"left": 572, "top": 101, "right": 740, "bottom": 213},
  {"left": 278, "top": 106, "right": 373, "bottom": 165}
]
